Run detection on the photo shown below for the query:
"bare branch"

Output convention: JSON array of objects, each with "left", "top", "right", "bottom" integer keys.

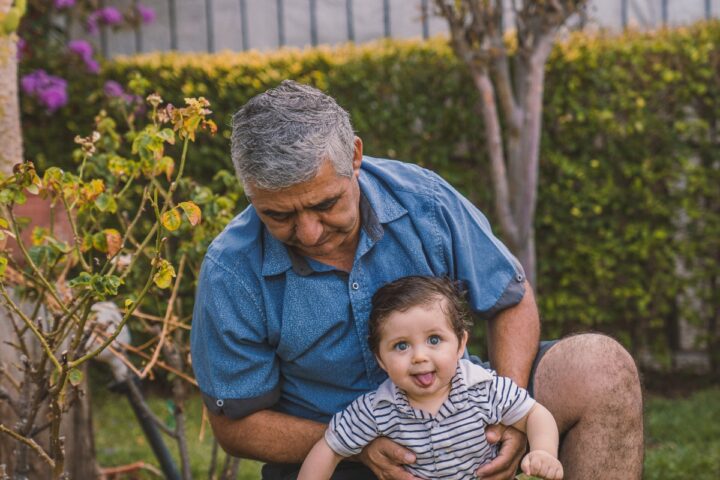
[
  {"left": 0, "top": 424, "right": 55, "bottom": 468},
  {"left": 0, "top": 285, "right": 62, "bottom": 373},
  {"left": 0, "top": 386, "right": 21, "bottom": 415},
  {"left": 138, "top": 254, "right": 186, "bottom": 379}
]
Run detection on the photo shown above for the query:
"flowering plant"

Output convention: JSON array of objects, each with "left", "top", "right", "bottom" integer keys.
[
  {"left": 0, "top": 91, "right": 237, "bottom": 477},
  {"left": 18, "top": 1, "right": 157, "bottom": 113}
]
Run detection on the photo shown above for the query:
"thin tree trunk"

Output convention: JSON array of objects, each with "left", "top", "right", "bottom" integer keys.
[{"left": 0, "top": 0, "right": 23, "bottom": 174}]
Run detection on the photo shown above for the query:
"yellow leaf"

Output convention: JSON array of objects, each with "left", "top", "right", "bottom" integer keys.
[
  {"left": 178, "top": 201, "right": 202, "bottom": 226},
  {"left": 161, "top": 208, "right": 182, "bottom": 231},
  {"left": 153, "top": 259, "right": 176, "bottom": 289}
]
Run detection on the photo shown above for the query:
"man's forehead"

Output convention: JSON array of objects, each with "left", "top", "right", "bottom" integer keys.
[
  {"left": 246, "top": 160, "right": 350, "bottom": 209},
  {"left": 247, "top": 177, "right": 347, "bottom": 212}
]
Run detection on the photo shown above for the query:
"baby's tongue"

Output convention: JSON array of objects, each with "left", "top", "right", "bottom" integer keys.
[{"left": 415, "top": 372, "right": 434, "bottom": 387}]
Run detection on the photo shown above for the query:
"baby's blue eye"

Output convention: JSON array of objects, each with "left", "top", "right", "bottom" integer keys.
[
  {"left": 428, "top": 335, "right": 441, "bottom": 345},
  {"left": 394, "top": 341, "right": 409, "bottom": 351}
]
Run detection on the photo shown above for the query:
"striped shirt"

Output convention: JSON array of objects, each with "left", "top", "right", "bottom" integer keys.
[{"left": 325, "top": 359, "right": 535, "bottom": 479}]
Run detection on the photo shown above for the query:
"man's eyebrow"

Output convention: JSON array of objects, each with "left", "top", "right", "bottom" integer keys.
[
  {"left": 310, "top": 195, "right": 341, "bottom": 209},
  {"left": 259, "top": 194, "right": 342, "bottom": 216},
  {"left": 261, "top": 207, "right": 293, "bottom": 216}
]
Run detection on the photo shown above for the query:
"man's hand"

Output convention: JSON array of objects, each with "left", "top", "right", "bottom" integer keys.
[
  {"left": 476, "top": 424, "right": 527, "bottom": 480},
  {"left": 357, "top": 437, "right": 421, "bottom": 480}
]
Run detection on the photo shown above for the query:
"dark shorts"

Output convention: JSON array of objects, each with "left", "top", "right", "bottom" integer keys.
[{"left": 261, "top": 340, "right": 559, "bottom": 480}]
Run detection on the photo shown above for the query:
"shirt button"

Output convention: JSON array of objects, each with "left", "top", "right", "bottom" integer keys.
[
  {"left": 351, "top": 282, "right": 359, "bottom": 290},
  {"left": 516, "top": 274, "right": 524, "bottom": 282},
  {"left": 216, "top": 399, "right": 224, "bottom": 407}
]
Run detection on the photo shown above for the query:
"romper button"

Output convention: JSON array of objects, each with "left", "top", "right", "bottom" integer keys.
[
  {"left": 216, "top": 399, "right": 224, "bottom": 407},
  {"left": 516, "top": 274, "right": 524, "bottom": 282},
  {"left": 351, "top": 282, "right": 359, "bottom": 290}
]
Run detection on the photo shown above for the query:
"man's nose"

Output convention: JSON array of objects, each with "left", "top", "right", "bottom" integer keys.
[{"left": 294, "top": 213, "right": 323, "bottom": 246}]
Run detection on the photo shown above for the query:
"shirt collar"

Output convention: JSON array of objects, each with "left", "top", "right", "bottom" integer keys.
[
  {"left": 357, "top": 162, "right": 407, "bottom": 225},
  {"left": 372, "top": 359, "right": 494, "bottom": 414},
  {"left": 260, "top": 163, "right": 408, "bottom": 277}
]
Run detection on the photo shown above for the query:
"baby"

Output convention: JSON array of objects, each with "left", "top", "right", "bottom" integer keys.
[{"left": 298, "top": 276, "right": 563, "bottom": 479}]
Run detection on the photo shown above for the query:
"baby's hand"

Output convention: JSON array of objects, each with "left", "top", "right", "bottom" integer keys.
[{"left": 520, "top": 450, "right": 563, "bottom": 480}]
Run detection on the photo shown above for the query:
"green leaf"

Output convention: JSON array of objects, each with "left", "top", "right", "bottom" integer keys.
[
  {"left": 68, "top": 368, "right": 84, "bottom": 387},
  {"left": 161, "top": 208, "right": 182, "bottom": 231},
  {"left": 191, "top": 186, "right": 214, "bottom": 205},
  {"left": 92, "top": 232, "right": 108, "bottom": 253},
  {"left": 68, "top": 272, "right": 93, "bottom": 289},
  {"left": 95, "top": 192, "right": 118, "bottom": 213},
  {"left": 0, "top": 256, "right": 7, "bottom": 278},
  {"left": 178, "top": 201, "right": 202, "bottom": 226},
  {"left": 157, "top": 128, "right": 176, "bottom": 145}
]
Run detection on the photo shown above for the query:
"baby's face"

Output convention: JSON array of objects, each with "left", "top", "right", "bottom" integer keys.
[{"left": 375, "top": 299, "right": 467, "bottom": 408}]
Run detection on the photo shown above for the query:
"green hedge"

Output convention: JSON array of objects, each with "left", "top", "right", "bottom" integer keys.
[{"left": 21, "top": 22, "right": 720, "bottom": 369}]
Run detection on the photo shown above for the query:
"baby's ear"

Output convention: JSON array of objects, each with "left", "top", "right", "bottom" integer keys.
[
  {"left": 457, "top": 331, "right": 469, "bottom": 356},
  {"left": 375, "top": 354, "right": 388, "bottom": 372}
]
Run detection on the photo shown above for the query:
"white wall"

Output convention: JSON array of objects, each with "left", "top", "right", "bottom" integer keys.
[{"left": 103, "top": 0, "right": 720, "bottom": 56}]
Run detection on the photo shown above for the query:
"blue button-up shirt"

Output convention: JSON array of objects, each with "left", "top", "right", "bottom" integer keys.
[{"left": 190, "top": 157, "right": 525, "bottom": 422}]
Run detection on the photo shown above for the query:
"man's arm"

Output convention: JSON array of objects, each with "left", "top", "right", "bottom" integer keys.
[
  {"left": 209, "top": 409, "right": 326, "bottom": 463},
  {"left": 486, "top": 280, "right": 540, "bottom": 387},
  {"left": 210, "top": 409, "right": 421, "bottom": 479},
  {"left": 476, "top": 280, "right": 540, "bottom": 480}
]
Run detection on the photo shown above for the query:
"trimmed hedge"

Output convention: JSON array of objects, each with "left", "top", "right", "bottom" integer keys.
[{"left": 21, "top": 22, "right": 720, "bottom": 369}]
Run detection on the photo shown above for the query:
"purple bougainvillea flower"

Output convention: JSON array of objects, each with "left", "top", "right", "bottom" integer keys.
[
  {"left": 137, "top": 5, "right": 156, "bottom": 24},
  {"left": 38, "top": 86, "right": 69, "bottom": 113},
  {"left": 84, "top": 58, "right": 101, "bottom": 74},
  {"left": 68, "top": 40, "right": 100, "bottom": 74},
  {"left": 55, "top": 0, "right": 76, "bottom": 9},
  {"left": 104, "top": 80, "right": 126, "bottom": 98},
  {"left": 98, "top": 7, "right": 124, "bottom": 26},
  {"left": 21, "top": 70, "right": 68, "bottom": 112},
  {"left": 68, "top": 39, "right": 93, "bottom": 60},
  {"left": 85, "top": 12, "right": 100, "bottom": 34}
]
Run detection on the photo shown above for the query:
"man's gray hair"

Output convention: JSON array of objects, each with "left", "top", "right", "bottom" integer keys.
[{"left": 231, "top": 80, "right": 356, "bottom": 190}]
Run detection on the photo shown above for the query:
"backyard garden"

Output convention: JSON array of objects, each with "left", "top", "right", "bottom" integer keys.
[{"left": 1, "top": 1, "right": 719, "bottom": 479}]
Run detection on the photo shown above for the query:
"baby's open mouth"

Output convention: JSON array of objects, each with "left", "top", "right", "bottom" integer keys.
[{"left": 412, "top": 372, "right": 435, "bottom": 387}]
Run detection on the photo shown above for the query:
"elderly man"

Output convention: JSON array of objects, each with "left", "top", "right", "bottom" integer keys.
[{"left": 191, "top": 80, "right": 643, "bottom": 480}]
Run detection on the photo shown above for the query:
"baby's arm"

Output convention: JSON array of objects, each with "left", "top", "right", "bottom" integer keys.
[
  {"left": 512, "top": 403, "right": 563, "bottom": 480},
  {"left": 298, "top": 437, "right": 343, "bottom": 480}
]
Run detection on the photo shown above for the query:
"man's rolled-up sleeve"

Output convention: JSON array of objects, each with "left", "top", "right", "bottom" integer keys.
[
  {"left": 190, "top": 254, "right": 280, "bottom": 419},
  {"left": 431, "top": 173, "right": 526, "bottom": 318}
]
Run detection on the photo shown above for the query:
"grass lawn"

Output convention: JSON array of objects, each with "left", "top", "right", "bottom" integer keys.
[{"left": 93, "top": 385, "right": 720, "bottom": 479}]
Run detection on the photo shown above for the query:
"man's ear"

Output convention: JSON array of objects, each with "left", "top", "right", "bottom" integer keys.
[{"left": 352, "top": 136, "right": 363, "bottom": 176}]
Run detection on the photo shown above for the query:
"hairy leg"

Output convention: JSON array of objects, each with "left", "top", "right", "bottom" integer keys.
[{"left": 533, "top": 333, "right": 643, "bottom": 479}]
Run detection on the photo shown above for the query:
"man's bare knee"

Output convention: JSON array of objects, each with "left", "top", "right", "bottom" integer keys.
[{"left": 534, "top": 333, "right": 642, "bottom": 428}]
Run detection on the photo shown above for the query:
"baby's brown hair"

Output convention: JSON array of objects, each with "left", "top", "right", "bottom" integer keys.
[{"left": 368, "top": 276, "right": 471, "bottom": 355}]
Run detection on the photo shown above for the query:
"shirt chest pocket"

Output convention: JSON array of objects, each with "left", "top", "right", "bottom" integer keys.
[{"left": 275, "top": 274, "right": 356, "bottom": 364}]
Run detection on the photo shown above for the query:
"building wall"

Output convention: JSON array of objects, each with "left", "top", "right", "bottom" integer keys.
[{"left": 103, "top": 0, "right": 720, "bottom": 56}]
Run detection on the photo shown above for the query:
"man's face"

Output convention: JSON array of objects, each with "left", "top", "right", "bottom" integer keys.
[{"left": 248, "top": 144, "right": 363, "bottom": 263}]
